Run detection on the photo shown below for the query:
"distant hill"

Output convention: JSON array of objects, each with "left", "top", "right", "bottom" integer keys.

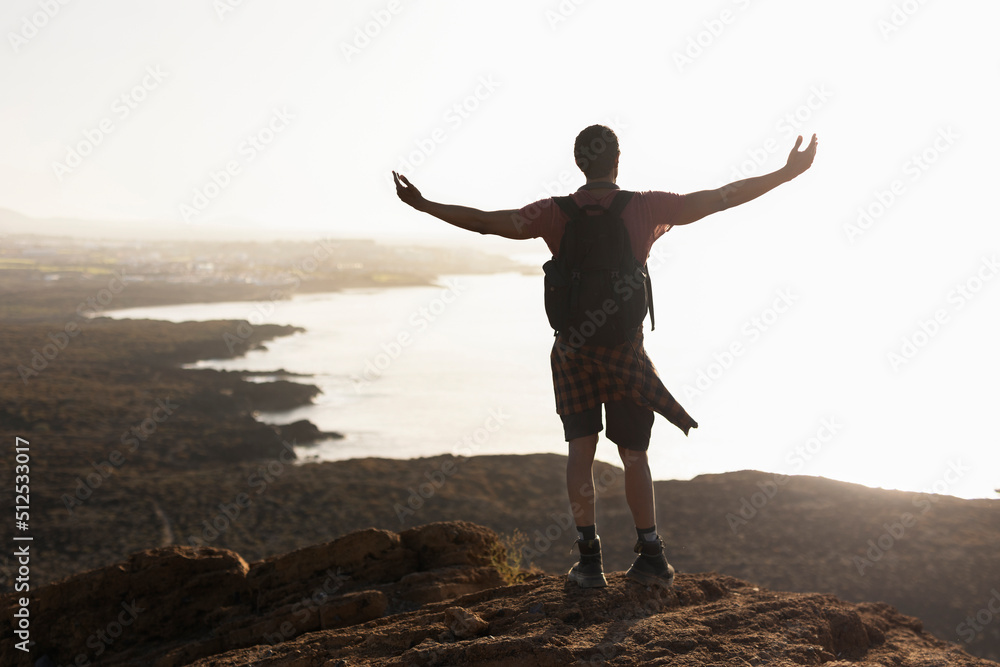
[{"left": 0, "top": 207, "right": 332, "bottom": 243}]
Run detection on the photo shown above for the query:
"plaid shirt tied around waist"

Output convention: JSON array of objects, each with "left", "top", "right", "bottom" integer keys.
[{"left": 550, "top": 330, "right": 698, "bottom": 436}]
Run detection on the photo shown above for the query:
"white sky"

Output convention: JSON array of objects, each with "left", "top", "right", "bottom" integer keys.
[{"left": 3, "top": 0, "right": 999, "bottom": 496}]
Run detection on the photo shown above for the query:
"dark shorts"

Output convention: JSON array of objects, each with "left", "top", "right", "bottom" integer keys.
[{"left": 560, "top": 399, "right": 654, "bottom": 451}]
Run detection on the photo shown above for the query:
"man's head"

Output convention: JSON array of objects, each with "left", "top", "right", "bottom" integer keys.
[{"left": 574, "top": 125, "right": 620, "bottom": 179}]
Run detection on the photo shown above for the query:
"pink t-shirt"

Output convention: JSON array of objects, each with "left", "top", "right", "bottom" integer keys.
[{"left": 518, "top": 189, "right": 685, "bottom": 262}]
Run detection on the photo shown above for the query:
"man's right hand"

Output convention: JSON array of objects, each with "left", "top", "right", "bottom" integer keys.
[
  {"left": 393, "top": 171, "right": 426, "bottom": 211},
  {"left": 783, "top": 134, "right": 818, "bottom": 179},
  {"left": 673, "top": 133, "right": 819, "bottom": 225}
]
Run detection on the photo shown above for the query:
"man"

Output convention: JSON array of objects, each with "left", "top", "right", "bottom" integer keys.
[{"left": 392, "top": 124, "right": 818, "bottom": 588}]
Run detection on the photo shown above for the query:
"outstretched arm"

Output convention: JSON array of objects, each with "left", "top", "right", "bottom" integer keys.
[
  {"left": 672, "top": 134, "right": 818, "bottom": 226},
  {"left": 392, "top": 171, "right": 531, "bottom": 240}
]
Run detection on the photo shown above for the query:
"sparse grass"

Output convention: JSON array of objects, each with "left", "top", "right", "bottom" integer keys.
[{"left": 490, "top": 529, "right": 543, "bottom": 586}]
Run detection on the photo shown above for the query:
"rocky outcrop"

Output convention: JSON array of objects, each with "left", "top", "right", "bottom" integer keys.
[
  {"left": 3, "top": 521, "right": 997, "bottom": 667},
  {"left": 272, "top": 419, "right": 343, "bottom": 444},
  {"left": 193, "top": 570, "right": 998, "bottom": 667},
  {"left": 0, "top": 521, "right": 505, "bottom": 667}
]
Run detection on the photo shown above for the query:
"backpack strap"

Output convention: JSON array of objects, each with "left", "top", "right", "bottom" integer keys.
[
  {"left": 605, "top": 190, "right": 654, "bottom": 332},
  {"left": 554, "top": 191, "right": 634, "bottom": 220},
  {"left": 607, "top": 190, "right": 635, "bottom": 217},
  {"left": 645, "top": 267, "right": 655, "bottom": 332},
  {"left": 552, "top": 196, "right": 583, "bottom": 271},
  {"left": 553, "top": 196, "right": 582, "bottom": 220}
]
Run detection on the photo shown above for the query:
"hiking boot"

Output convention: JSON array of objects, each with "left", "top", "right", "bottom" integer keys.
[
  {"left": 625, "top": 537, "right": 675, "bottom": 588},
  {"left": 567, "top": 537, "right": 607, "bottom": 588}
]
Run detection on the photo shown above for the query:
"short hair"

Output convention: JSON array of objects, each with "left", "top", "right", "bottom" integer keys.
[{"left": 574, "top": 125, "right": 620, "bottom": 178}]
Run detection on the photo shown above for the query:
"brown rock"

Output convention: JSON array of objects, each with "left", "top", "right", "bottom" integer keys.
[
  {"left": 395, "top": 566, "right": 505, "bottom": 606},
  {"left": 274, "top": 419, "right": 343, "bottom": 444},
  {"left": 246, "top": 527, "right": 412, "bottom": 606},
  {"left": 401, "top": 520, "right": 501, "bottom": 569},
  {"left": 6, "top": 546, "right": 250, "bottom": 664},
  {"left": 320, "top": 590, "right": 387, "bottom": 629},
  {"left": 238, "top": 379, "right": 320, "bottom": 412},
  {"left": 443, "top": 606, "right": 488, "bottom": 639},
  {"left": 0, "top": 522, "right": 508, "bottom": 667}
]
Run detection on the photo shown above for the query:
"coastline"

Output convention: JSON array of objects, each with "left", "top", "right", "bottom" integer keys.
[{"left": 0, "top": 242, "right": 538, "bottom": 591}]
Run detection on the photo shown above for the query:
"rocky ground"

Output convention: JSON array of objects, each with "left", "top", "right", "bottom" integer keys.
[{"left": 1, "top": 521, "right": 996, "bottom": 667}]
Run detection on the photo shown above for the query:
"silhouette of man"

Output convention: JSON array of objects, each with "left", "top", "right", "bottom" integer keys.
[{"left": 393, "top": 124, "right": 817, "bottom": 588}]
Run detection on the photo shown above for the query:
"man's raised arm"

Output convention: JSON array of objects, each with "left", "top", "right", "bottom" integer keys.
[
  {"left": 392, "top": 171, "right": 531, "bottom": 240},
  {"left": 672, "top": 133, "right": 818, "bottom": 226}
]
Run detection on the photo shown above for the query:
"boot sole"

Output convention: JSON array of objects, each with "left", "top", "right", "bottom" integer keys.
[
  {"left": 567, "top": 567, "right": 608, "bottom": 588},
  {"left": 625, "top": 563, "right": 675, "bottom": 588}
]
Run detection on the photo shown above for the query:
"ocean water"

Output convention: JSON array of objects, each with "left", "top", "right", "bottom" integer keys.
[
  {"left": 109, "top": 274, "right": 562, "bottom": 460},
  {"left": 106, "top": 272, "right": 1000, "bottom": 499}
]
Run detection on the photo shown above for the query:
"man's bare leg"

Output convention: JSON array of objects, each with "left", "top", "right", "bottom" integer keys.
[
  {"left": 618, "top": 445, "right": 674, "bottom": 587},
  {"left": 566, "top": 434, "right": 598, "bottom": 527},
  {"left": 566, "top": 433, "right": 606, "bottom": 587},
  {"left": 618, "top": 446, "right": 655, "bottom": 529}
]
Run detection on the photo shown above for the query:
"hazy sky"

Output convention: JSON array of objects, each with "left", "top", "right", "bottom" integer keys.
[
  {"left": 2, "top": 1, "right": 995, "bottom": 238},
  {"left": 3, "top": 1, "right": 999, "bottom": 496}
]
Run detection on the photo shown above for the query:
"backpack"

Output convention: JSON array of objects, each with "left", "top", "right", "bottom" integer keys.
[{"left": 542, "top": 189, "right": 655, "bottom": 348}]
